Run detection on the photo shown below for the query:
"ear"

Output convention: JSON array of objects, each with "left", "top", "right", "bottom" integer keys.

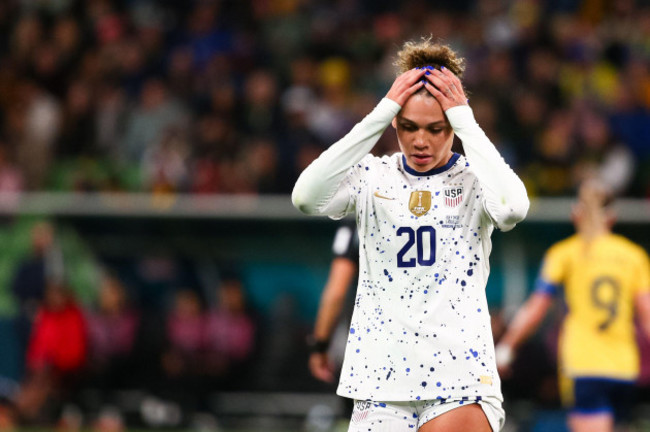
[
  {"left": 570, "top": 203, "right": 580, "bottom": 226},
  {"left": 391, "top": 117, "right": 397, "bottom": 129}
]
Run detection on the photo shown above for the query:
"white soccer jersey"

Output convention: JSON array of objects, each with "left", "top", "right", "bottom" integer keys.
[{"left": 293, "top": 98, "right": 529, "bottom": 402}]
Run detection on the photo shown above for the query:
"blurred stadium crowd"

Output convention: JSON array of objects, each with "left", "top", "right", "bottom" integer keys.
[
  {"left": 1, "top": 220, "right": 265, "bottom": 430},
  {"left": 0, "top": 0, "right": 648, "bottom": 198}
]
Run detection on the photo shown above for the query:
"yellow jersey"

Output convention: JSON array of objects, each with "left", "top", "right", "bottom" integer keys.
[{"left": 536, "top": 233, "right": 650, "bottom": 380}]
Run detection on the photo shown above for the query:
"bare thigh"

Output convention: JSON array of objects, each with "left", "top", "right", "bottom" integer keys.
[
  {"left": 418, "top": 403, "right": 491, "bottom": 432},
  {"left": 569, "top": 413, "right": 614, "bottom": 432}
]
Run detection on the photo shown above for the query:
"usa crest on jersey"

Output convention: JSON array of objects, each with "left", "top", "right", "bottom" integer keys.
[{"left": 444, "top": 186, "right": 463, "bottom": 207}]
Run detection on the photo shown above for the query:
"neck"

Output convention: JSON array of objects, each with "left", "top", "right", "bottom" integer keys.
[{"left": 577, "top": 211, "right": 609, "bottom": 241}]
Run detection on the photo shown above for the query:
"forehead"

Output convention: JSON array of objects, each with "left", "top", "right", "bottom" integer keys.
[{"left": 397, "top": 93, "right": 446, "bottom": 124}]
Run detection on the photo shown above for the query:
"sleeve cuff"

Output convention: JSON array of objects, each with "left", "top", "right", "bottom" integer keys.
[
  {"left": 534, "top": 278, "right": 560, "bottom": 296},
  {"left": 377, "top": 98, "right": 402, "bottom": 117},
  {"left": 445, "top": 105, "right": 477, "bottom": 129}
]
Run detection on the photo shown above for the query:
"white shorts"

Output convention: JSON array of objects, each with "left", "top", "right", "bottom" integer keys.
[{"left": 346, "top": 396, "right": 505, "bottom": 432}]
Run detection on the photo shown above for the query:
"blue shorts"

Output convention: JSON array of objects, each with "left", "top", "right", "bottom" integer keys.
[{"left": 571, "top": 377, "right": 636, "bottom": 421}]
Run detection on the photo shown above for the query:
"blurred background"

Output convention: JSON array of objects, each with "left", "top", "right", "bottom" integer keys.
[{"left": 0, "top": 0, "right": 647, "bottom": 431}]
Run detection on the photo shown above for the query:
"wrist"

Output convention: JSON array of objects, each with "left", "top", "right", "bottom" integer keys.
[
  {"left": 445, "top": 105, "right": 476, "bottom": 129},
  {"left": 379, "top": 97, "right": 403, "bottom": 113},
  {"left": 306, "top": 335, "right": 331, "bottom": 354}
]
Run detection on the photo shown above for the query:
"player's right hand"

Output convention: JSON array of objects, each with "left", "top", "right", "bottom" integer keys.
[
  {"left": 309, "top": 352, "right": 335, "bottom": 383},
  {"left": 386, "top": 68, "right": 426, "bottom": 107},
  {"left": 495, "top": 343, "right": 514, "bottom": 378}
]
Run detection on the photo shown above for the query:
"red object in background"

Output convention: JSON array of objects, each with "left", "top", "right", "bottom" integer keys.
[{"left": 26, "top": 302, "right": 87, "bottom": 373}]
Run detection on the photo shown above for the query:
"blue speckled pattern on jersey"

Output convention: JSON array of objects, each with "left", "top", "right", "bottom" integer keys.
[{"left": 337, "top": 152, "right": 500, "bottom": 402}]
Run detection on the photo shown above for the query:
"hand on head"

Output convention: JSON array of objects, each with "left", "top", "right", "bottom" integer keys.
[
  {"left": 385, "top": 68, "right": 427, "bottom": 107},
  {"left": 422, "top": 66, "right": 468, "bottom": 110},
  {"left": 386, "top": 66, "right": 468, "bottom": 111}
]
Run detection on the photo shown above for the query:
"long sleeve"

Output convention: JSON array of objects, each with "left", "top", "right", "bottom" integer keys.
[
  {"left": 292, "top": 98, "right": 401, "bottom": 217},
  {"left": 446, "top": 105, "right": 529, "bottom": 231}
]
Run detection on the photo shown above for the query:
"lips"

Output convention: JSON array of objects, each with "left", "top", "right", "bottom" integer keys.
[{"left": 412, "top": 154, "right": 432, "bottom": 164}]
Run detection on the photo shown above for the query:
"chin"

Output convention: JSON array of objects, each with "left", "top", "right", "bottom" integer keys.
[{"left": 413, "top": 163, "right": 435, "bottom": 172}]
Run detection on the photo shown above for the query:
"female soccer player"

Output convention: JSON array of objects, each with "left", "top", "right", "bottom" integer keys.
[
  {"left": 292, "top": 37, "right": 529, "bottom": 431},
  {"left": 495, "top": 179, "right": 650, "bottom": 432}
]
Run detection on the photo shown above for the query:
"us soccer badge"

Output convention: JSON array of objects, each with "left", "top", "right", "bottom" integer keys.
[
  {"left": 351, "top": 400, "right": 372, "bottom": 423},
  {"left": 444, "top": 186, "right": 463, "bottom": 208},
  {"left": 409, "top": 190, "right": 431, "bottom": 216}
]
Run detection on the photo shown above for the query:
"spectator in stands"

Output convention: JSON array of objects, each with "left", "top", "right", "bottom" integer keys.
[
  {"left": 189, "top": 113, "right": 239, "bottom": 194},
  {"left": 8, "top": 14, "right": 42, "bottom": 74},
  {"left": 15, "top": 282, "right": 87, "bottom": 424},
  {"left": 85, "top": 273, "right": 140, "bottom": 397},
  {"left": 163, "top": 289, "right": 204, "bottom": 372},
  {"left": 119, "top": 77, "right": 189, "bottom": 164},
  {"left": 238, "top": 69, "right": 285, "bottom": 140},
  {"left": 524, "top": 108, "right": 577, "bottom": 197},
  {"left": 203, "top": 273, "right": 256, "bottom": 390},
  {"left": 0, "top": 138, "right": 24, "bottom": 210},
  {"left": 0, "top": 400, "right": 15, "bottom": 431},
  {"left": 0, "top": 1, "right": 647, "bottom": 196},
  {"left": 56, "top": 79, "right": 96, "bottom": 158},
  {"left": 12, "top": 79, "right": 61, "bottom": 190},
  {"left": 11, "top": 222, "right": 63, "bottom": 375},
  {"left": 141, "top": 128, "right": 191, "bottom": 194},
  {"left": 572, "top": 108, "right": 635, "bottom": 196},
  {"left": 158, "top": 289, "right": 204, "bottom": 417},
  {"left": 307, "top": 58, "right": 356, "bottom": 145},
  {"left": 240, "top": 135, "right": 283, "bottom": 194},
  {"left": 93, "top": 82, "right": 128, "bottom": 163}
]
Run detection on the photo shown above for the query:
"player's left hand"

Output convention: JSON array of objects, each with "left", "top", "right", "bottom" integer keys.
[{"left": 423, "top": 67, "right": 468, "bottom": 111}]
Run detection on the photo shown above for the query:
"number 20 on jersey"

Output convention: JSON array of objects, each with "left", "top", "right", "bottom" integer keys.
[{"left": 396, "top": 226, "right": 436, "bottom": 267}]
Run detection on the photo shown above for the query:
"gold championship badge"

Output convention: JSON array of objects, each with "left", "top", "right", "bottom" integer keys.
[{"left": 409, "top": 190, "right": 431, "bottom": 217}]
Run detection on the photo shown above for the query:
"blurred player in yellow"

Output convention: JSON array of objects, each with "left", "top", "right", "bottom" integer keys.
[{"left": 495, "top": 179, "right": 650, "bottom": 432}]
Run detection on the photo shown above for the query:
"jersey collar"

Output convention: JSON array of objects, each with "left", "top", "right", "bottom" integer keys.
[{"left": 402, "top": 153, "right": 460, "bottom": 177}]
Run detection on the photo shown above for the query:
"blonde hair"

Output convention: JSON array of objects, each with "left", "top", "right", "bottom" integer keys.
[{"left": 394, "top": 36, "right": 465, "bottom": 77}]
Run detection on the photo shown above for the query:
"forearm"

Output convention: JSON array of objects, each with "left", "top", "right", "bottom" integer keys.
[
  {"left": 292, "top": 98, "right": 401, "bottom": 216},
  {"left": 640, "top": 318, "right": 650, "bottom": 343},
  {"left": 313, "top": 289, "right": 347, "bottom": 341},
  {"left": 636, "top": 292, "right": 650, "bottom": 341},
  {"left": 313, "top": 258, "right": 357, "bottom": 340},
  {"left": 446, "top": 105, "right": 529, "bottom": 231},
  {"left": 500, "top": 292, "right": 553, "bottom": 350}
]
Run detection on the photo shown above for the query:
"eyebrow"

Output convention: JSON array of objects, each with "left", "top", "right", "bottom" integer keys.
[{"left": 397, "top": 117, "right": 447, "bottom": 127}]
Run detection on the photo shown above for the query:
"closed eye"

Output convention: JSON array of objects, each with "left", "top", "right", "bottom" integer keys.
[{"left": 398, "top": 123, "right": 417, "bottom": 132}]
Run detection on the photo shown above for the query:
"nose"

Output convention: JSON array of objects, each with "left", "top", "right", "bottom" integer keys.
[{"left": 414, "top": 130, "right": 427, "bottom": 149}]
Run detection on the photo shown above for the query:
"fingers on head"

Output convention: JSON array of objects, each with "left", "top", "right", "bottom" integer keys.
[
  {"left": 426, "top": 73, "right": 445, "bottom": 88},
  {"left": 437, "top": 68, "right": 460, "bottom": 87},
  {"left": 411, "top": 68, "right": 426, "bottom": 78},
  {"left": 425, "top": 82, "right": 443, "bottom": 97},
  {"left": 442, "top": 67, "right": 457, "bottom": 80}
]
